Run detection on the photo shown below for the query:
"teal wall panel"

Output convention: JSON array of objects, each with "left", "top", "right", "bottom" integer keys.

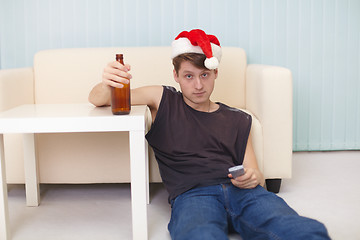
[{"left": 0, "top": 0, "right": 359, "bottom": 151}]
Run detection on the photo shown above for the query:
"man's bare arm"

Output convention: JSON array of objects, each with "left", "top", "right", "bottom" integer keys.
[
  {"left": 88, "top": 82, "right": 111, "bottom": 107},
  {"left": 229, "top": 134, "right": 265, "bottom": 188}
]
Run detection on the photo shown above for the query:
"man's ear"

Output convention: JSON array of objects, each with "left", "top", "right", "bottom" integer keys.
[
  {"left": 214, "top": 69, "right": 218, "bottom": 79},
  {"left": 173, "top": 69, "right": 180, "bottom": 83}
]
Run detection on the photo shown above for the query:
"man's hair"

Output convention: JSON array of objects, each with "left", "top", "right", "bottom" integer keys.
[{"left": 172, "top": 53, "right": 207, "bottom": 75}]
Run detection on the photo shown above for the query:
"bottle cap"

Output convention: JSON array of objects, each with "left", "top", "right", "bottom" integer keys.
[{"left": 116, "top": 54, "right": 123, "bottom": 61}]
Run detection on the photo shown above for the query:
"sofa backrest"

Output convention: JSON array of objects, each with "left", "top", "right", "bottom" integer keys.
[{"left": 34, "top": 47, "right": 247, "bottom": 108}]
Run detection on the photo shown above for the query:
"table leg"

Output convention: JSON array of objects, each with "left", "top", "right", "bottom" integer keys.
[
  {"left": 144, "top": 113, "right": 150, "bottom": 205},
  {"left": 145, "top": 137, "right": 150, "bottom": 205},
  {"left": 129, "top": 130, "right": 148, "bottom": 240},
  {"left": 0, "top": 134, "right": 11, "bottom": 240},
  {"left": 23, "top": 133, "right": 40, "bottom": 207},
  {"left": 145, "top": 108, "right": 152, "bottom": 204}
]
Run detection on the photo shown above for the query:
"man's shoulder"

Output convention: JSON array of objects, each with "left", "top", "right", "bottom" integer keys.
[
  {"left": 163, "top": 85, "right": 178, "bottom": 93},
  {"left": 156, "top": 85, "right": 183, "bottom": 112},
  {"left": 219, "top": 103, "right": 252, "bottom": 121},
  {"left": 162, "top": 85, "right": 183, "bottom": 100}
]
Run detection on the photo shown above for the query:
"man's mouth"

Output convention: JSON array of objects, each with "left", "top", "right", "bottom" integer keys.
[{"left": 194, "top": 91, "right": 205, "bottom": 96}]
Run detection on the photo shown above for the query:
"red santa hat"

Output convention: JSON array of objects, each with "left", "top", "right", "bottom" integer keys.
[{"left": 171, "top": 29, "right": 222, "bottom": 70}]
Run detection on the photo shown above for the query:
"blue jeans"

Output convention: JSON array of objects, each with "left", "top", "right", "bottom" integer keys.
[{"left": 168, "top": 184, "right": 330, "bottom": 240}]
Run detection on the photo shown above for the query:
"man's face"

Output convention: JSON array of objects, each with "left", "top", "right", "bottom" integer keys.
[{"left": 173, "top": 61, "right": 218, "bottom": 111}]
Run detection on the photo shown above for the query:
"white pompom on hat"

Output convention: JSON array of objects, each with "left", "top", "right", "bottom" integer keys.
[{"left": 171, "top": 29, "right": 222, "bottom": 70}]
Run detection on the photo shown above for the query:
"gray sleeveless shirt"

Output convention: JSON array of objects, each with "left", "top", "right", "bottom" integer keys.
[{"left": 146, "top": 86, "right": 252, "bottom": 202}]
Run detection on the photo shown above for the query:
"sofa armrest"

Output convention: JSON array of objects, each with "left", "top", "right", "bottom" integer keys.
[
  {"left": 245, "top": 64, "right": 293, "bottom": 179},
  {"left": 0, "top": 68, "right": 34, "bottom": 111}
]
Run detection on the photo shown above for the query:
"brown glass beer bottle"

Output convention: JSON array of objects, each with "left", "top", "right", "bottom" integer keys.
[{"left": 111, "top": 54, "right": 131, "bottom": 115}]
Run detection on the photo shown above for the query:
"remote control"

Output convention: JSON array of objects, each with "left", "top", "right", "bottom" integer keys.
[{"left": 228, "top": 165, "right": 245, "bottom": 178}]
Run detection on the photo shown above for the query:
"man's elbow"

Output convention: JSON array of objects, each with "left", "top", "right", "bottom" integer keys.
[{"left": 88, "top": 94, "right": 109, "bottom": 107}]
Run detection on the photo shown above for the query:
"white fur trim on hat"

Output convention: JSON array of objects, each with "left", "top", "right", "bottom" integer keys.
[
  {"left": 210, "top": 44, "right": 222, "bottom": 63},
  {"left": 171, "top": 38, "right": 204, "bottom": 58}
]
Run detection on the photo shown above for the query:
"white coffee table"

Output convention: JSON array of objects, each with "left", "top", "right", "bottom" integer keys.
[{"left": 0, "top": 103, "right": 150, "bottom": 240}]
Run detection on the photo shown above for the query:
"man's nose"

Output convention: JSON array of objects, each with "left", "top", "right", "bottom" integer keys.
[{"left": 194, "top": 77, "right": 203, "bottom": 89}]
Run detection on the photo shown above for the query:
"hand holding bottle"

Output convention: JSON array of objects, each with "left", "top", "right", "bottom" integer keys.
[{"left": 102, "top": 58, "right": 132, "bottom": 89}]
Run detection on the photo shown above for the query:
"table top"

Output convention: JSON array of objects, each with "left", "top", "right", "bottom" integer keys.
[{"left": 0, "top": 104, "right": 148, "bottom": 133}]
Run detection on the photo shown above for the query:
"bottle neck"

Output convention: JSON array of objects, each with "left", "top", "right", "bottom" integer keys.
[{"left": 116, "top": 54, "right": 124, "bottom": 64}]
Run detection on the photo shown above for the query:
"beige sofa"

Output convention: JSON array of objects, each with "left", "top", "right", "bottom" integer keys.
[{"left": 0, "top": 47, "right": 292, "bottom": 191}]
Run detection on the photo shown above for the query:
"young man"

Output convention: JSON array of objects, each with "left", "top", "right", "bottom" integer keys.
[{"left": 89, "top": 29, "right": 330, "bottom": 240}]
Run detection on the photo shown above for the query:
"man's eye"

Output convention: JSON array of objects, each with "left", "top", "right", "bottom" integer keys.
[
  {"left": 202, "top": 73, "right": 208, "bottom": 78},
  {"left": 186, "top": 75, "right": 192, "bottom": 79}
]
